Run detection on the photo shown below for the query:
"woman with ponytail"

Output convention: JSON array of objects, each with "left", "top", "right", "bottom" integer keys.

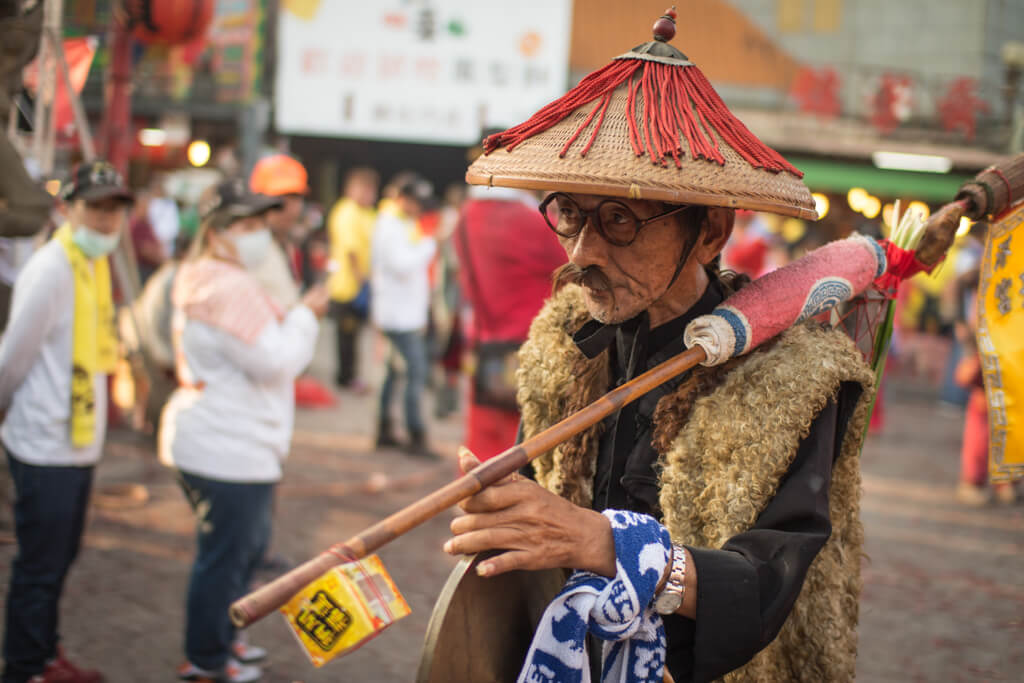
[{"left": 159, "top": 179, "right": 329, "bottom": 683}]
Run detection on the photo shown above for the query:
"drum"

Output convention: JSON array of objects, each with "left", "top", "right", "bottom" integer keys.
[{"left": 416, "top": 551, "right": 567, "bottom": 683}]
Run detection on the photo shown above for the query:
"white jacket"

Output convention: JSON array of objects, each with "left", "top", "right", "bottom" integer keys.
[
  {"left": 370, "top": 211, "right": 436, "bottom": 332},
  {"left": 158, "top": 305, "right": 318, "bottom": 483}
]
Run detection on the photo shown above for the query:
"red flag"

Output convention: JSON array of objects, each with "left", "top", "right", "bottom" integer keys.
[{"left": 22, "top": 37, "right": 98, "bottom": 135}]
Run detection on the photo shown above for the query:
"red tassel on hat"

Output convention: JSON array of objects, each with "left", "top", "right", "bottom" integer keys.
[{"left": 484, "top": 7, "right": 802, "bottom": 178}]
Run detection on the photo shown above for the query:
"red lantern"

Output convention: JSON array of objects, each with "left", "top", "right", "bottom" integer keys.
[{"left": 124, "top": 0, "right": 215, "bottom": 46}]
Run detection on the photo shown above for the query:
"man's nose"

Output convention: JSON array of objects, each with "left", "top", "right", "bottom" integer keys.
[
  {"left": 100, "top": 210, "right": 124, "bottom": 232},
  {"left": 568, "top": 220, "right": 608, "bottom": 268}
]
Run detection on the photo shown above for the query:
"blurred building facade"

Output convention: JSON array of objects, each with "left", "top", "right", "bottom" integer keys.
[
  {"left": 22, "top": 0, "right": 1023, "bottom": 233},
  {"left": 565, "top": 0, "right": 1021, "bottom": 245}
]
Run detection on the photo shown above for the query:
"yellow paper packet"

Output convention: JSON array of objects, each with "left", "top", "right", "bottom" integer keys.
[{"left": 280, "top": 554, "right": 411, "bottom": 667}]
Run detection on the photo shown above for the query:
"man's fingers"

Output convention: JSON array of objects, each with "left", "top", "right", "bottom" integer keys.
[
  {"left": 457, "top": 446, "right": 481, "bottom": 476},
  {"left": 474, "top": 550, "right": 534, "bottom": 577},
  {"left": 449, "top": 509, "right": 517, "bottom": 536},
  {"left": 443, "top": 527, "right": 521, "bottom": 557},
  {"left": 458, "top": 446, "right": 525, "bottom": 485},
  {"left": 459, "top": 480, "right": 532, "bottom": 513}
]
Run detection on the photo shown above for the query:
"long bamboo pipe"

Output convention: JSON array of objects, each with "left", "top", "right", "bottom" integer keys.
[{"left": 230, "top": 344, "right": 708, "bottom": 628}]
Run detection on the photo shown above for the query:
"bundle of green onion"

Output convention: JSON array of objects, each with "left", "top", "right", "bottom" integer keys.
[
  {"left": 864, "top": 201, "right": 928, "bottom": 437},
  {"left": 888, "top": 200, "right": 929, "bottom": 253}
]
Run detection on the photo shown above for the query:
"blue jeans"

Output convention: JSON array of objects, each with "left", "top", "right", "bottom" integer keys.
[
  {"left": 380, "top": 330, "right": 428, "bottom": 436},
  {"left": 177, "top": 472, "right": 273, "bottom": 670},
  {"left": 2, "top": 448, "right": 93, "bottom": 683}
]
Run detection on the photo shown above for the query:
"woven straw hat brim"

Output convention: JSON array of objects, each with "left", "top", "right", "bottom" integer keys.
[{"left": 467, "top": 83, "right": 817, "bottom": 220}]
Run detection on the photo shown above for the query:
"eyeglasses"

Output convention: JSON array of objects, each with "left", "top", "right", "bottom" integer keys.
[{"left": 538, "top": 192, "right": 691, "bottom": 247}]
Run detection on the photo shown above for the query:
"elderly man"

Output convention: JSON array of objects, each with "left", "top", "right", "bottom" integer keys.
[{"left": 443, "top": 11, "right": 874, "bottom": 683}]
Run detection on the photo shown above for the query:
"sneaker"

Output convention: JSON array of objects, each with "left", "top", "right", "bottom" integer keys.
[
  {"left": 349, "top": 378, "right": 371, "bottom": 396},
  {"left": 231, "top": 636, "right": 268, "bottom": 664},
  {"left": 405, "top": 431, "right": 441, "bottom": 459},
  {"left": 28, "top": 648, "right": 104, "bottom": 682},
  {"left": 955, "top": 481, "right": 991, "bottom": 507},
  {"left": 177, "top": 658, "right": 261, "bottom": 683}
]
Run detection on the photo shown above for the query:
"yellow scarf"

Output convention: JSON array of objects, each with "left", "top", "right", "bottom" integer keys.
[{"left": 54, "top": 224, "right": 118, "bottom": 447}]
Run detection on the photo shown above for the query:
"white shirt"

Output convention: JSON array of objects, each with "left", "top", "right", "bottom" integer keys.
[
  {"left": 0, "top": 240, "right": 107, "bottom": 466},
  {"left": 158, "top": 305, "right": 318, "bottom": 483},
  {"left": 370, "top": 212, "right": 436, "bottom": 332},
  {"left": 147, "top": 196, "right": 180, "bottom": 258}
]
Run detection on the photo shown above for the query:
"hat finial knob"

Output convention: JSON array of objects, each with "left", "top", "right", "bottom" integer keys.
[{"left": 653, "top": 6, "right": 677, "bottom": 42}]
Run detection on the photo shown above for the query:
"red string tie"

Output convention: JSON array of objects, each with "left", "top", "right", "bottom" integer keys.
[{"left": 874, "top": 239, "right": 935, "bottom": 293}]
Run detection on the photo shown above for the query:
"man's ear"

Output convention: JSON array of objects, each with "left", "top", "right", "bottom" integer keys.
[{"left": 694, "top": 207, "right": 734, "bottom": 266}]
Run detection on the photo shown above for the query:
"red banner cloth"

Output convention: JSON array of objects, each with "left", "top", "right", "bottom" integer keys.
[{"left": 22, "top": 37, "right": 97, "bottom": 135}]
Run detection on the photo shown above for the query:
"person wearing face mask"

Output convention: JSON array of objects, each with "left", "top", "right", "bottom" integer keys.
[
  {"left": 246, "top": 154, "right": 308, "bottom": 311},
  {"left": 0, "top": 160, "right": 132, "bottom": 683},
  {"left": 158, "top": 179, "right": 329, "bottom": 683}
]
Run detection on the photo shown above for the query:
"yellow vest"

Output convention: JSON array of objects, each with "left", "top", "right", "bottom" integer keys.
[{"left": 327, "top": 197, "right": 377, "bottom": 302}]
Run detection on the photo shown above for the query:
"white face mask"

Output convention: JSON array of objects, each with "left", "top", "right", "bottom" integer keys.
[
  {"left": 71, "top": 225, "right": 120, "bottom": 259},
  {"left": 230, "top": 228, "right": 272, "bottom": 269}
]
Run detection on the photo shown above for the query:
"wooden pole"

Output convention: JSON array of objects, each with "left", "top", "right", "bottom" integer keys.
[
  {"left": 229, "top": 345, "right": 708, "bottom": 628},
  {"left": 30, "top": 0, "right": 57, "bottom": 174},
  {"left": 103, "top": 18, "right": 134, "bottom": 175},
  {"left": 51, "top": 28, "right": 95, "bottom": 161}
]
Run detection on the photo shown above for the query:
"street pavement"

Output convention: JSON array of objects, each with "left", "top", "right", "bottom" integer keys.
[{"left": 0, "top": 326, "right": 1021, "bottom": 682}]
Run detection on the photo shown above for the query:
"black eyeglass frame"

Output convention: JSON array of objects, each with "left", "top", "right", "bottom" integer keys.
[{"left": 538, "top": 192, "right": 692, "bottom": 247}]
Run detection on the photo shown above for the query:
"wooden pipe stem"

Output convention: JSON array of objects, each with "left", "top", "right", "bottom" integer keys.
[{"left": 229, "top": 345, "right": 708, "bottom": 628}]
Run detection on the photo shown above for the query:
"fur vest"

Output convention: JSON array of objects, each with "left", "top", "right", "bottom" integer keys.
[{"left": 517, "top": 284, "right": 875, "bottom": 682}]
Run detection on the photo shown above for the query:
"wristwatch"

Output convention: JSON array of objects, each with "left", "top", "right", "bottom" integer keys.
[{"left": 653, "top": 542, "right": 687, "bottom": 615}]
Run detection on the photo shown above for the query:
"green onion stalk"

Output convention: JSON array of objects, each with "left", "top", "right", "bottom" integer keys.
[{"left": 863, "top": 201, "right": 929, "bottom": 439}]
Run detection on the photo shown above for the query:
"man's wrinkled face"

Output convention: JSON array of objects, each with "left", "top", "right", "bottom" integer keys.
[{"left": 553, "top": 193, "right": 696, "bottom": 324}]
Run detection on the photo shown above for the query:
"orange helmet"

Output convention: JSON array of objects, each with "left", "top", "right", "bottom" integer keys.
[{"left": 249, "top": 154, "right": 309, "bottom": 196}]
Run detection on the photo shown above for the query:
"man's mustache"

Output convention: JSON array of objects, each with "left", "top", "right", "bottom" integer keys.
[{"left": 554, "top": 263, "right": 613, "bottom": 294}]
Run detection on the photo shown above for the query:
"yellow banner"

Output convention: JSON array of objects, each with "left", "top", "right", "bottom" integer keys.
[{"left": 978, "top": 200, "right": 1024, "bottom": 482}]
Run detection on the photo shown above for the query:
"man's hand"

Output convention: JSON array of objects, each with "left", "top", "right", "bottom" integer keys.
[{"left": 444, "top": 448, "right": 617, "bottom": 578}]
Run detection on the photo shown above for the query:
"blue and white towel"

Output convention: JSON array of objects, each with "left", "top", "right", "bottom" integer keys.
[{"left": 518, "top": 510, "right": 673, "bottom": 683}]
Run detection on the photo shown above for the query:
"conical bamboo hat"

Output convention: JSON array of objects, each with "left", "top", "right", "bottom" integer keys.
[{"left": 467, "top": 11, "right": 817, "bottom": 220}]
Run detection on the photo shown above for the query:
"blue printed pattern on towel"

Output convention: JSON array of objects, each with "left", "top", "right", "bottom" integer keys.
[
  {"left": 798, "top": 277, "right": 853, "bottom": 322},
  {"left": 518, "top": 510, "right": 672, "bottom": 683}
]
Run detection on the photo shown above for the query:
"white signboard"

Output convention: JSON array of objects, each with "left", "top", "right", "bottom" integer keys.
[{"left": 275, "top": 0, "right": 573, "bottom": 145}]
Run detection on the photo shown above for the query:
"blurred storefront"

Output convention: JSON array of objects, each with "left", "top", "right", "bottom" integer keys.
[
  {"left": 277, "top": 0, "right": 574, "bottom": 207},
  {"left": 53, "top": 0, "right": 269, "bottom": 196}
]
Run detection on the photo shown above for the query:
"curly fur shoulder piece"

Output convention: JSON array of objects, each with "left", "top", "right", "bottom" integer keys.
[
  {"left": 516, "top": 284, "right": 608, "bottom": 507},
  {"left": 657, "top": 322, "right": 875, "bottom": 683},
  {"left": 658, "top": 322, "right": 873, "bottom": 545}
]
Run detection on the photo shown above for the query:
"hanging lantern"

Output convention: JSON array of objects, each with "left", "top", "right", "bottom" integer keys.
[{"left": 124, "top": 0, "right": 215, "bottom": 46}]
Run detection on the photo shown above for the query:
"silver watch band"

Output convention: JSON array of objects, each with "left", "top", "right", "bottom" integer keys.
[{"left": 654, "top": 542, "right": 687, "bottom": 615}]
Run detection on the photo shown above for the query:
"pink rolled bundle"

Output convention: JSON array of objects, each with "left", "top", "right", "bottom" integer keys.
[{"left": 685, "top": 233, "right": 886, "bottom": 365}]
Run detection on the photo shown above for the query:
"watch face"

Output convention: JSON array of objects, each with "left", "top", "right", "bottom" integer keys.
[{"left": 655, "top": 589, "right": 683, "bottom": 615}]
